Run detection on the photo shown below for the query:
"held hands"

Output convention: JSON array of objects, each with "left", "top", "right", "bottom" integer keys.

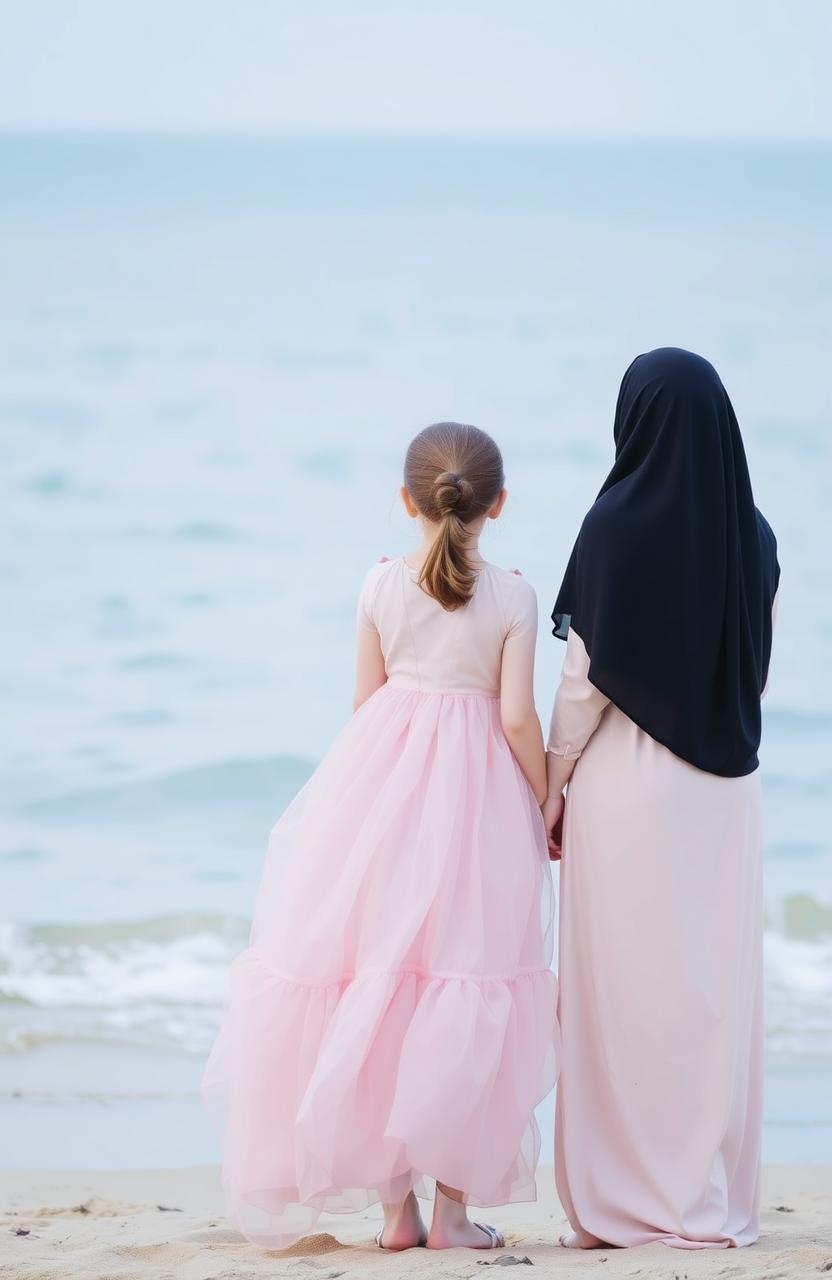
[{"left": 541, "top": 791, "right": 565, "bottom": 861}]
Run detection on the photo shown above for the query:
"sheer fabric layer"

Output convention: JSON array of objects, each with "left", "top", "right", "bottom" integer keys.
[{"left": 203, "top": 681, "right": 558, "bottom": 1248}]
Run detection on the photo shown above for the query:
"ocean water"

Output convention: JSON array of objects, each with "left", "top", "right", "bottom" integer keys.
[{"left": 0, "top": 135, "right": 830, "bottom": 1169}]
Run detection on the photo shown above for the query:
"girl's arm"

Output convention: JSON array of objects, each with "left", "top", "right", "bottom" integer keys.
[
  {"left": 541, "top": 753, "right": 575, "bottom": 859},
  {"left": 354, "top": 623, "right": 386, "bottom": 710},
  {"left": 354, "top": 567, "right": 388, "bottom": 710},
  {"left": 500, "top": 625, "right": 548, "bottom": 806}
]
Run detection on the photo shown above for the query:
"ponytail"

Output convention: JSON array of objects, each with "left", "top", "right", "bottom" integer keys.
[
  {"left": 403, "top": 426, "right": 505, "bottom": 611},
  {"left": 419, "top": 509, "right": 477, "bottom": 610}
]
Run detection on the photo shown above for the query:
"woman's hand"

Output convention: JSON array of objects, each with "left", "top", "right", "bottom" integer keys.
[{"left": 542, "top": 792, "right": 565, "bottom": 861}]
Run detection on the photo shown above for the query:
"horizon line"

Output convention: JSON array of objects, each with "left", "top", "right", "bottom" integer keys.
[{"left": 0, "top": 126, "right": 830, "bottom": 147}]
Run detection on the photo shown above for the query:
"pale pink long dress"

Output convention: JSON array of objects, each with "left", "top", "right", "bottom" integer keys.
[
  {"left": 203, "top": 557, "right": 558, "bottom": 1248},
  {"left": 548, "top": 628, "right": 764, "bottom": 1250}
]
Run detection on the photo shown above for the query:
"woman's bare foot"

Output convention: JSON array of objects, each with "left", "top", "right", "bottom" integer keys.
[
  {"left": 427, "top": 1184, "right": 505, "bottom": 1250},
  {"left": 377, "top": 1190, "right": 426, "bottom": 1250}
]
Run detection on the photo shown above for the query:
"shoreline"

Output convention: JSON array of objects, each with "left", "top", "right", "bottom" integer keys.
[
  {"left": 1, "top": 1165, "right": 830, "bottom": 1278},
  {"left": 4, "top": 1051, "right": 831, "bottom": 1169}
]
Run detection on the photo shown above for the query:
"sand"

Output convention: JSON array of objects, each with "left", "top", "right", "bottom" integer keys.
[{"left": 1, "top": 1166, "right": 830, "bottom": 1279}]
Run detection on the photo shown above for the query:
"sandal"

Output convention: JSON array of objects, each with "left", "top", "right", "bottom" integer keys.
[{"left": 473, "top": 1223, "right": 505, "bottom": 1249}]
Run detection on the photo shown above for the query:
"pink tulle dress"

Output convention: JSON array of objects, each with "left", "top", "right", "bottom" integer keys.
[{"left": 203, "top": 556, "right": 558, "bottom": 1248}]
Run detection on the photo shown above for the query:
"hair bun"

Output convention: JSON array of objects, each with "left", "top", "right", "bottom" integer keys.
[{"left": 432, "top": 470, "right": 475, "bottom": 517}]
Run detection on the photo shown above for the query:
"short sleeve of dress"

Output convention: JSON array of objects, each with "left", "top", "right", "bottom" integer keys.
[
  {"left": 356, "top": 561, "right": 387, "bottom": 633},
  {"left": 505, "top": 578, "right": 538, "bottom": 640}
]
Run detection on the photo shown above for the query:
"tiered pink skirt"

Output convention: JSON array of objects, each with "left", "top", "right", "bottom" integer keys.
[{"left": 203, "top": 680, "right": 558, "bottom": 1247}]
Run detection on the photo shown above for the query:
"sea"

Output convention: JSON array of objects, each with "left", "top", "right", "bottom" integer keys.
[{"left": 0, "top": 135, "right": 830, "bottom": 1170}]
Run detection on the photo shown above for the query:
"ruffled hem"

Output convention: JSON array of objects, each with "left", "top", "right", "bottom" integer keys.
[{"left": 203, "top": 947, "right": 558, "bottom": 1248}]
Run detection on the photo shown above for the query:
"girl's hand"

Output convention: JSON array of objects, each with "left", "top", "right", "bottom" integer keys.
[{"left": 542, "top": 792, "right": 565, "bottom": 861}]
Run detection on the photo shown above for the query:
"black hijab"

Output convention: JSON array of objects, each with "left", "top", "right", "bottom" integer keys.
[{"left": 552, "top": 347, "right": 779, "bottom": 778}]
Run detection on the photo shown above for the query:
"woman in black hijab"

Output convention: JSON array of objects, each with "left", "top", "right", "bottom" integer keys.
[{"left": 543, "top": 348, "right": 779, "bottom": 1250}]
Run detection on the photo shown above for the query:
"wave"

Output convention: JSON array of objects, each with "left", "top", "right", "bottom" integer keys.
[
  {"left": 0, "top": 914, "right": 247, "bottom": 1054},
  {"left": 1, "top": 897, "right": 831, "bottom": 1061},
  {"left": 11, "top": 745, "right": 827, "bottom": 835},
  {"left": 7, "top": 912, "right": 250, "bottom": 950},
  {"left": 18, "top": 755, "right": 314, "bottom": 820}
]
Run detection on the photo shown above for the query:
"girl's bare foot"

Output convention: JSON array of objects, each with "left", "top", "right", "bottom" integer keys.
[
  {"left": 377, "top": 1190, "right": 426, "bottom": 1250},
  {"left": 560, "top": 1227, "right": 605, "bottom": 1248},
  {"left": 427, "top": 1183, "right": 505, "bottom": 1250}
]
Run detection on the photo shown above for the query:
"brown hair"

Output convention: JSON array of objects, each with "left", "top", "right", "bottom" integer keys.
[{"left": 403, "top": 422, "right": 505, "bottom": 610}]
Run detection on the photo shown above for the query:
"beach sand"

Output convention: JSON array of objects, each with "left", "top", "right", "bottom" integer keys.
[{"left": 0, "top": 1166, "right": 829, "bottom": 1279}]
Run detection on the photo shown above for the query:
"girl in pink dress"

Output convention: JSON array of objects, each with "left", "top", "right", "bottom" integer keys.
[{"left": 203, "top": 422, "right": 558, "bottom": 1252}]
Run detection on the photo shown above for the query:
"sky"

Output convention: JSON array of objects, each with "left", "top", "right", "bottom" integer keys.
[{"left": 0, "top": 0, "right": 830, "bottom": 139}]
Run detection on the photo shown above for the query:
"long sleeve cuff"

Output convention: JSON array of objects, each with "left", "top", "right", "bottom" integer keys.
[{"left": 547, "top": 629, "right": 610, "bottom": 761}]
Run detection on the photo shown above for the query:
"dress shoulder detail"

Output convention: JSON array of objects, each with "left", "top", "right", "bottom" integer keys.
[
  {"left": 480, "top": 561, "right": 531, "bottom": 585},
  {"left": 357, "top": 558, "right": 398, "bottom": 632},
  {"left": 362, "top": 556, "right": 397, "bottom": 585},
  {"left": 492, "top": 564, "right": 537, "bottom": 602}
]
